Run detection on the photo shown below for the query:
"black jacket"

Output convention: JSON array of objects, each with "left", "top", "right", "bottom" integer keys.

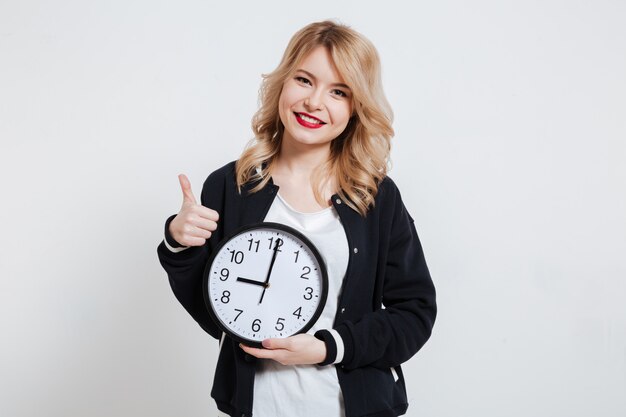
[{"left": 157, "top": 161, "right": 437, "bottom": 417}]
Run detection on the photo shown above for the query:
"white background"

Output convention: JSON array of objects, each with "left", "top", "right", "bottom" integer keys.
[{"left": 1, "top": 1, "right": 625, "bottom": 416}]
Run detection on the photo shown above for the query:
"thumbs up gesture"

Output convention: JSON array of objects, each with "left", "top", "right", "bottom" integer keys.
[{"left": 168, "top": 174, "right": 219, "bottom": 247}]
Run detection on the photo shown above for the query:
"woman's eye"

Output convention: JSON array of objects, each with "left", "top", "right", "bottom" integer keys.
[
  {"left": 295, "top": 76, "right": 311, "bottom": 85},
  {"left": 332, "top": 89, "right": 348, "bottom": 98}
]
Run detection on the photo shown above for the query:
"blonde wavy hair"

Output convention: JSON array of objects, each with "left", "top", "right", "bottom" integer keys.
[{"left": 236, "top": 20, "right": 394, "bottom": 216}]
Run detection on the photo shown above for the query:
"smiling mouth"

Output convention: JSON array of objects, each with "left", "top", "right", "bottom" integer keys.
[{"left": 294, "top": 112, "right": 326, "bottom": 128}]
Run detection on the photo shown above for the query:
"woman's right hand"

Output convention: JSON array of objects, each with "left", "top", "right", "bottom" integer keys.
[{"left": 168, "top": 174, "right": 219, "bottom": 247}]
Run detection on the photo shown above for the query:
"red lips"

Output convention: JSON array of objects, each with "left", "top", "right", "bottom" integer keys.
[{"left": 294, "top": 112, "right": 325, "bottom": 129}]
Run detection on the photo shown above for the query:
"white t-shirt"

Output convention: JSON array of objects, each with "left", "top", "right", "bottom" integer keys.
[{"left": 251, "top": 192, "right": 349, "bottom": 417}]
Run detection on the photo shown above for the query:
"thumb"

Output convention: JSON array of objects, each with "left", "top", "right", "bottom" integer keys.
[{"left": 178, "top": 174, "right": 197, "bottom": 205}]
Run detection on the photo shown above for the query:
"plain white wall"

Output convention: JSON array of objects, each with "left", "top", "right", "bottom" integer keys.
[{"left": 1, "top": 1, "right": 625, "bottom": 416}]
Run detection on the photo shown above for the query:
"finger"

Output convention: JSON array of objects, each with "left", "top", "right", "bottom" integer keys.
[
  {"left": 186, "top": 227, "right": 213, "bottom": 241},
  {"left": 184, "top": 236, "right": 208, "bottom": 247},
  {"left": 187, "top": 216, "right": 218, "bottom": 233},
  {"left": 180, "top": 222, "right": 213, "bottom": 240},
  {"left": 262, "top": 338, "right": 292, "bottom": 350},
  {"left": 240, "top": 344, "right": 282, "bottom": 359},
  {"left": 194, "top": 205, "right": 219, "bottom": 222},
  {"left": 178, "top": 174, "right": 197, "bottom": 205}
]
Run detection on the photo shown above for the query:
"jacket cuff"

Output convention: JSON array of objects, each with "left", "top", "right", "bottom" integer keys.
[
  {"left": 157, "top": 239, "right": 202, "bottom": 263},
  {"left": 333, "top": 324, "right": 355, "bottom": 367},
  {"left": 314, "top": 329, "right": 345, "bottom": 365},
  {"left": 314, "top": 330, "right": 336, "bottom": 366},
  {"left": 164, "top": 214, "right": 189, "bottom": 250},
  {"left": 163, "top": 238, "right": 190, "bottom": 253}
]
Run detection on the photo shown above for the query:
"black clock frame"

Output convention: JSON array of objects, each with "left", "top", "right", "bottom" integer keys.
[{"left": 203, "top": 222, "right": 329, "bottom": 348}]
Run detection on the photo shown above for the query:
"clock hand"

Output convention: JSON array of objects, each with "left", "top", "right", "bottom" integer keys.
[
  {"left": 259, "top": 238, "right": 282, "bottom": 304},
  {"left": 236, "top": 277, "right": 266, "bottom": 287}
]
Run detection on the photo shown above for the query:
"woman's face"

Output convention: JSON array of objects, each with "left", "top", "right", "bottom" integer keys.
[{"left": 278, "top": 46, "right": 352, "bottom": 153}]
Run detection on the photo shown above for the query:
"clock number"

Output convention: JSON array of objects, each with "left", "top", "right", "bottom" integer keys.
[
  {"left": 267, "top": 237, "right": 283, "bottom": 252},
  {"left": 229, "top": 250, "right": 244, "bottom": 264},
  {"left": 234, "top": 308, "right": 243, "bottom": 321},
  {"left": 293, "top": 307, "right": 302, "bottom": 319},
  {"left": 303, "top": 287, "right": 313, "bottom": 300},
  {"left": 300, "top": 266, "right": 311, "bottom": 279},
  {"left": 275, "top": 317, "right": 285, "bottom": 331},
  {"left": 252, "top": 319, "right": 261, "bottom": 332},
  {"left": 221, "top": 290, "right": 231, "bottom": 304},
  {"left": 293, "top": 250, "right": 299, "bottom": 263},
  {"left": 247, "top": 238, "right": 260, "bottom": 252},
  {"left": 220, "top": 268, "right": 229, "bottom": 281}
]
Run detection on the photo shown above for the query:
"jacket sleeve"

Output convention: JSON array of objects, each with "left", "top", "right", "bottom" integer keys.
[
  {"left": 333, "top": 182, "right": 437, "bottom": 370},
  {"left": 156, "top": 171, "right": 225, "bottom": 339}
]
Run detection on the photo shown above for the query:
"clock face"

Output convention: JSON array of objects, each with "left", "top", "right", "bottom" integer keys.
[{"left": 203, "top": 222, "right": 328, "bottom": 347}]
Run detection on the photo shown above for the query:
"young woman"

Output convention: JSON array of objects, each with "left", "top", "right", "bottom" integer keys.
[{"left": 157, "top": 20, "right": 436, "bottom": 417}]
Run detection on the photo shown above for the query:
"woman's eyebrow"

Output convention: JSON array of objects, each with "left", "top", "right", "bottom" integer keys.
[{"left": 296, "top": 69, "right": 351, "bottom": 90}]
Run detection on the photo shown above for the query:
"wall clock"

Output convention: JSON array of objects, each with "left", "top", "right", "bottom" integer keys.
[{"left": 203, "top": 222, "right": 328, "bottom": 347}]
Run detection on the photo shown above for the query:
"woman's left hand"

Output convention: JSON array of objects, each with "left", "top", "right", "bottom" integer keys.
[{"left": 240, "top": 334, "right": 326, "bottom": 366}]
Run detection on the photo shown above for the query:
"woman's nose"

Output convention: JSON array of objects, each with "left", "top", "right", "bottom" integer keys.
[{"left": 304, "top": 89, "right": 324, "bottom": 110}]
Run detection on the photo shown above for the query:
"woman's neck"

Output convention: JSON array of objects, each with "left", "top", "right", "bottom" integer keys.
[
  {"left": 271, "top": 142, "right": 336, "bottom": 209},
  {"left": 274, "top": 141, "right": 331, "bottom": 179}
]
